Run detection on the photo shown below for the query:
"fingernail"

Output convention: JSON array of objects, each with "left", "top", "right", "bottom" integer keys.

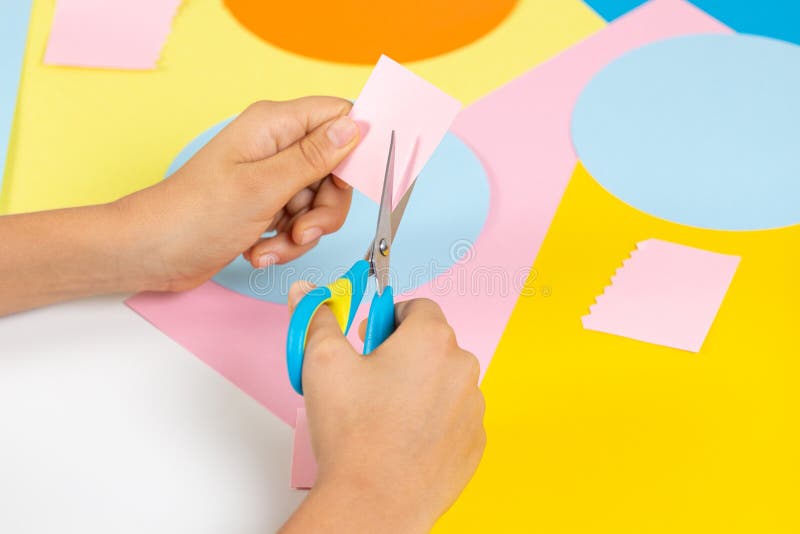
[
  {"left": 257, "top": 252, "right": 278, "bottom": 268},
  {"left": 326, "top": 116, "right": 358, "bottom": 148},
  {"left": 299, "top": 227, "right": 323, "bottom": 245}
]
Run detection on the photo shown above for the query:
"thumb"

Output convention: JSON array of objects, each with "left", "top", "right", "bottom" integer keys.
[
  {"left": 288, "top": 281, "right": 355, "bottom": 367},
  {"left": 246, "top": 116, "right": 359, "bottom": 206}
]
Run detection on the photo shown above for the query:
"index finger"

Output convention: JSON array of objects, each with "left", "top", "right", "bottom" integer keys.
[
  {"left": 223, "top": 97, "right": 354, "bottom": 163},
  {"left": 394, "top": 298, "right": 448, "bottom": 327}
]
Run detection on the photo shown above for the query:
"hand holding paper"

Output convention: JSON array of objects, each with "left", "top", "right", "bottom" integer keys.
[{"left": 334, "top": 55, "right": 461, "bottom": 207}]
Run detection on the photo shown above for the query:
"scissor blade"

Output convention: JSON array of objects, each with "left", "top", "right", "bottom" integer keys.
[
  {"left": 390, "top": 179, "right": 415, "bottom": 241},
  {"left": 368, "top": 131, "right": 395, "bottom": 294},
  {"left": 364, "top": 179, "right": 416, "bottom": 260}
]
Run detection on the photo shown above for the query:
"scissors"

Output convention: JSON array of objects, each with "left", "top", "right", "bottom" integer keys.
[{"left": 286, "top": 130, "right": 413, "bottom": 395}]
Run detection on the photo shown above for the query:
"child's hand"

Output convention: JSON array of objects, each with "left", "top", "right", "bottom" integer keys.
[
  {"left": 282, "top": 286, "right": 486, "bottom": 533},
  {"left": 117, "top": 97, "right": 359, "bottom": 291}
]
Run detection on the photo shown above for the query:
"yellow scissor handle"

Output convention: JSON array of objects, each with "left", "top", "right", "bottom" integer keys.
[{"left": 286, "top": 260, "right": 370, "bottom": 395}]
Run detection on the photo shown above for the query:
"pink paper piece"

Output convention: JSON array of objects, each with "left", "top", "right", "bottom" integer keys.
[
  {"left": 582, "top": 239, "right": 740, "bottom": 352},
  {"left": 126, "top": 0, "right": 730, "bottom": 436},
  {"left": 333, "top": 55, "right": 462, "bottom": 207},
  {"left": 127, "top": 283, "right": 301, "bottom": 426},
  {"left": 291, "top": 408, "right": 317, "bottom": 490},
  {"left": 44, "top": 0, "right": 182, "bottom": 70}
]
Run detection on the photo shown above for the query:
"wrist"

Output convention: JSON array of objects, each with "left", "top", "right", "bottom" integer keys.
[
  {"left": 104, "top": 196, "right": 169, "bottom": 293},
  {"left": 282, "top": 472, "right": 434, "bottom": 534}
]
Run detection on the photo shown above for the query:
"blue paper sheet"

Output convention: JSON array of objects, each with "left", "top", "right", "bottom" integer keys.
[
  {"left": 584, "top": 0, "right": 800, "bottom": 45},
  {"left": 0, "top": 1, "right": 32, "bottom": 196},
  {"left": 571, "top": 34, "right": 800, "bottom": 230}
]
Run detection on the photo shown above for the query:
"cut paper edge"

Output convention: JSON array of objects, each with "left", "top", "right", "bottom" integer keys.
[
  {"left": 333, "top": 54, "right": 461, "bottom": 207},
  {"left": 582, "top": 238, "right": 740, "bottom": 352}
]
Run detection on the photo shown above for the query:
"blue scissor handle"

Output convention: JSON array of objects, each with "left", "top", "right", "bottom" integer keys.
[
  {"left": 286, "top": 260, "right": 370, "bottom": 395},
  {"left": 363, "top": 286, "right": 395, "bottom": 354}
]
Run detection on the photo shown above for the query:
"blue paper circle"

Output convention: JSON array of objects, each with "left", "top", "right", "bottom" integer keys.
[
  {"left": 166, "top": 118, "right": 490, "bottom": 303},
  {"left": 571, "top": 34, "right": 800, "bottom": 230}
]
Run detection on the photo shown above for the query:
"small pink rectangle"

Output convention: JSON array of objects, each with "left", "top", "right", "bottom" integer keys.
[
  {"left": 291, "top": 408, "right": 317, "bottom": 490},
  {"left": 333, "top": 55, "right": 461, "bottom": 207},
  {"left": 582, "top": 239, "right": 740, "bottom": 352},
  {"left": 44, "top": 0, "right": 181, "bottom": 70}
]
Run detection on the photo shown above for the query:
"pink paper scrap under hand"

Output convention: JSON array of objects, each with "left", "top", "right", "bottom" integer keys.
[
  {"left": 291, "top": 408, "right": 317, "bottom": 490},
  {"left": 333, "top": 55, "right": 462, "bottom": 207},
  {"left": 44, "top": 0, "right": 182, "bottom": 70},
  {"left": 126, "top": 0, "right": 730, "bottom": 487},
  {"left": 582, "top": 239, "right": 740, "bottom": 352}
]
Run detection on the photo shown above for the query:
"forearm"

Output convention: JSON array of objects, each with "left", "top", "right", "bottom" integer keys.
[{"left": 0, "top": 201, "right": 149, "bottom": 315}]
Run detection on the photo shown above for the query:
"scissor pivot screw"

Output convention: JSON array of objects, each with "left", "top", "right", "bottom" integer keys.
[{"left": 379, "top": 238, "right": 389, "bottom": 256}]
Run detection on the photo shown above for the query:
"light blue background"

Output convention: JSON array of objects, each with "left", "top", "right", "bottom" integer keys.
[
  {"left": 167, "top": 120, "right": 490, "bottom": 303},
  {"left": 571, "top": 34, "right": 800, "bottom": 230},
  {"left": 1, "top": 1, "right": 33, "bottom": 192}
]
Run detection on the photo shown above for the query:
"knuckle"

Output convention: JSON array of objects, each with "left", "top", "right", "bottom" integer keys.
[
  {"left": 298, "top": 135, "right": 330, "bottom": 176},
  {"left": 423, "top": 320, "right": 456, "bottom": 350},
  {"left": 306, "top": 334, "right": 341, "bottom": 366},
  {"left": 476, "top": 390, "right": 486, "bottom": 418},
  {"left": 478, "top": 426, "right": 487, "bottom": 451},
  {"left": 414, "top": 298, "right": 442, "bottom": 315},
  {"left": 243, "top": 100, "right": 274, "bottom": 117},
  {"left": 463, "top": 352, "right": 481, "bottom": 384},
  {"left": 330, "top": 206, "right": 350, "bottom": 232},
  {"left": 234, "top": 163, "right": 268, "bottom": 201}
]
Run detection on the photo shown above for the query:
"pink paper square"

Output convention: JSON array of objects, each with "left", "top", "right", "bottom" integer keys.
[
  {"left": 44, "top": 0, "right": 181, "bottom": 70},
  {"left": 582, "top": 239, "right": 740, "bottom": 352},
  {"left": 333, "top": 55, "right": 462, "bottom": 207},
  {"left": 291, "top": 408, "right": 317, "bottom": 490}
]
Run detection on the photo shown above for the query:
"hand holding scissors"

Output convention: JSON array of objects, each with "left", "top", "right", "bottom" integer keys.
[{"left": 286, "top": 131, "right": 414, "bottom": 395}]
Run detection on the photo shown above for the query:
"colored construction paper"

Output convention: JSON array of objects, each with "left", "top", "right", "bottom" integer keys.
[
  {"left": 582, "top": 239, "right": 740, "bottom": 351},
  {"left": 127, "top": 0, "right": 728, "bottom": 431},
  {"left": 2, "top": 0, "right": 601, "bottom": 215},
  {"left": 166, "top": 125, "right": 489, "bottom": 304},
  {"left": 291, "top": 408, "right": 316, "bottom": 490},
  {"left": 128, "top": 283, "right": 301, "bottom": 426},
  {"left": 44, "top": 0, "right": 182, "bottom": 70},
  {"left": 408, "top": 0, "right": 728, "bottom": 365},
  {"left": 0, "top": 1, "right": 32, "bottom": 193},
  {"left": 572, "top": 34, "right": 800, "bottom": 230},
  {"left": 584, "top": 0, "right": 800, "bottom": 45},
  {"left": 222, "top": 0, "right": 518, "bottom": 65},
  {"left": 333, "top": 55, "right": 461, "bottom": 207}
]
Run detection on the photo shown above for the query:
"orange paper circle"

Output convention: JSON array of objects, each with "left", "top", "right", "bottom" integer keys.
[{"left": 223, "top": 0, "right": 518, "bottom": 64}]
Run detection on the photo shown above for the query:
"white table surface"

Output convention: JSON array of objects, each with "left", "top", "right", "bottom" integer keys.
[{"left": 0, "top": 295, "right": 305, "bottom": 533}]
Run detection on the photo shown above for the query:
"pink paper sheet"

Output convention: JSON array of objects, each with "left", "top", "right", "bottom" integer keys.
[
  {"left": 333, "top": 55, "right": 462, "bottom": 207},
  {"left": 291, "top": 408, "right": 317, "bottom": 490},
  {"left": 44, "top": 0, "right": 181, "bottom": 70},
  {"left": 126, "top": 0, "right": 730, "bottom": 439},
  {"left": 129, "top": 283, "right": 301, "bottom": 426},
  {"left": 582, "top": 239, "right": 740, "bottom": 352}
]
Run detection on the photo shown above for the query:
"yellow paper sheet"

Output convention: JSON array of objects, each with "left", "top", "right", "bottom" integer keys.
[
  {"left": 435, "top": 164, "right": 800, "bottom": 533},
  {"left": 0, "top": 0, "right": 603, "bottom": 214}
]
